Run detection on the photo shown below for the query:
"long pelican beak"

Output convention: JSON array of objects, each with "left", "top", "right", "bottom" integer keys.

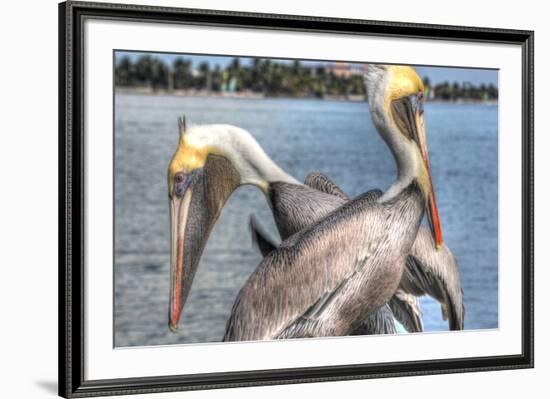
[
  {"left": 169, "top": 186, "right": 193, "bottom": 332},
  {"left": 413, "top": 101, "right": 443, "bottom": 249},
  {"left": 167, "top": 158, "right": 238, "bottom": 333}
]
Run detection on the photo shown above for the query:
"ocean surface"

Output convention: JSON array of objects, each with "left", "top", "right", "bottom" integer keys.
[{"left": 114, "top": 93, "right": 498, "bottom": 347}]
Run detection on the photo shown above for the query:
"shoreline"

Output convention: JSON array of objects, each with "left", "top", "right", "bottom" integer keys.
[{"left": 115, "top": 87, "right": 497, "bottom": 105}]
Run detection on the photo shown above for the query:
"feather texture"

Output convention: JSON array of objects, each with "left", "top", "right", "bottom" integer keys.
[
  {"left": 224, "top": 182, "right": 424, "bottom": 341},
  {"left": 249, "top": 171, "right": 464, "bottom": 333}
]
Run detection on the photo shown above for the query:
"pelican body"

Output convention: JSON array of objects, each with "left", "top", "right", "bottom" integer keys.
[
  {"left": 225, "top": 181, "right": 424, "bottom": 340},
  {"left": 252, "top": 172, "right": 464, "bottom": 332},
  {"left": 166, "top": 123, "right": 396, "bottom": 335},
  {"left": 168, "top": 65, "right": 449, "bottom": 340}
]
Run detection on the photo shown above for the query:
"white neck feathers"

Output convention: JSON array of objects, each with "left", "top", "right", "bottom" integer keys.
[
  {"left": 185, "top": 124, "right": 301, "bottom": 190},
  {"left": 365, "top": 69, "right": 424, "bottom": 202}
]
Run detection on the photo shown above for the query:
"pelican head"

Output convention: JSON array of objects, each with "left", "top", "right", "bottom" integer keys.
[
  {"left": 365, "top": 64, "right": 443, "bottom": 249},
  {"left": 167, "top": 119, "right": 297, "bottom": 332}
]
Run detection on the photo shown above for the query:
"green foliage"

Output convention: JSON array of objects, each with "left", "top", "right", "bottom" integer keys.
[
  {"left": 431, "top": 80, "right": 498, "bottom": 101},
  {"left": 115, "top": 55, "right": 498, "bottom": 102}
]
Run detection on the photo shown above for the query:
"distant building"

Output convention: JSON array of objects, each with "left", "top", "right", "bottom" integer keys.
[{"left": 327, "top": 62, "right": 366, "bottom": 78}]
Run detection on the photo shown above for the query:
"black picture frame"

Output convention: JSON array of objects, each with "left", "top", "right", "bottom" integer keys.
[{"left": 59, "top": 1, "right": 534, "bottom": 397}]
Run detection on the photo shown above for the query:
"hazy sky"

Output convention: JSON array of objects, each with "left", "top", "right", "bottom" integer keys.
[{"left": 115, "top": 51, "right": 498, "bottom": 86}]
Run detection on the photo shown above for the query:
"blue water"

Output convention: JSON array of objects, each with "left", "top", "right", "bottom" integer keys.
[{"left": 114, "top": 94, "right": 498, "bottom": 347}]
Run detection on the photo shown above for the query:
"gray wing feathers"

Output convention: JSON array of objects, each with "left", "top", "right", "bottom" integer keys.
[
  {"left": 401, "top": 228, "right": 465, "bottom": 330},
  {"left": 305, "top": 173, "right": 464, "bottom": 331},
  {"left": 249, "top": 215, "right": 278, "bottom": 257},
  {"left": 243, "top": 172, "right": 464, "bottom": 340},
  {"left": 388, "top": 289, "right": 423, "bottom": 332},
  {"left": 269, "top": 182, "right": 345, "bottom": 239},
  {"left": 350, "top": 304, "right": 397, "bottom": 335},
  {"left": 274, "top": 271, "right": 359, "bottom": 339},
  {"left": 304, "top": 171, "right": 350, "bottom": 200},
  {"left": 226, "top": 191, "right": 413, "bottom": 341},
  {"left": 277, "top": 300, "right": 397, "bottom": 339}
]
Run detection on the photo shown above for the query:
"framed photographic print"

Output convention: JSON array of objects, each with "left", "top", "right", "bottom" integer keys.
[{"left": 59, "top": 1, "right": 534, "bottom": 397}]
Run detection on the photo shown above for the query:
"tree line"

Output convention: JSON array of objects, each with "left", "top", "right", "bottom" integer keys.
[
  {"left": 115, "top": 55, "right": 498, "bottom": 101},
  {"left": 423, "top": 77, "right": 498, "bottom": 102}
]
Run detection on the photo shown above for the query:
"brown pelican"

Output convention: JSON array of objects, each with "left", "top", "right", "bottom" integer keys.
[
  {"left": 226, "top": 64, "right": 443, "bottom": 340},
  {"left": 249, "top": 182, "right": 401, "bottom": 335},
  {"left": 167, "top": 120, "right": 396, "bottom": 335},
  {"left": 166, "top": 120, "right": 325, "bottom": 332},
  {"left": 168, "top": 65, "right": 455, "bottom": 340},
  {"left": 165, "top": 120, "right": 456, "bottom": 335},
  {"left": 251, "top": 171, "right": 464, "bottom": 332}
]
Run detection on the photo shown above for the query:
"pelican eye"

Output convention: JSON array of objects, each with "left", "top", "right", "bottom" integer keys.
[
  {"left": 417, "top": 91, "right": 425, "bottom": 113},
  {"left": 174, "top": 173, "right": 189, "bottom": 197}
]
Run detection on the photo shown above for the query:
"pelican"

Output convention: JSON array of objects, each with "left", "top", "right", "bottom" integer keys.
[
  {"left": 251, "top": 171, "right": 464, "bottom": 332},
  {"left": 226, "top": 64, "right": 444, "bottom": 340},
  {"left": 249, "top": 181, "right": 401, "bottom": 335},
  {"left": 168, "top": 65, "right": 454, "bottom": 340},
  {"left": 166, "top": 122, "right": 463, "bottom": 335},
  {"left": 167, "top": 120, "right": 396, "bottom": 335}
]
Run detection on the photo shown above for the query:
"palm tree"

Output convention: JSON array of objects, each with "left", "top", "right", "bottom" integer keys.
[
  {"left": 115, "top": 56, "right": 134, "bottom": 86},
  {"left": 173, "top": 58, "right": 193, "bottom": 90}
]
